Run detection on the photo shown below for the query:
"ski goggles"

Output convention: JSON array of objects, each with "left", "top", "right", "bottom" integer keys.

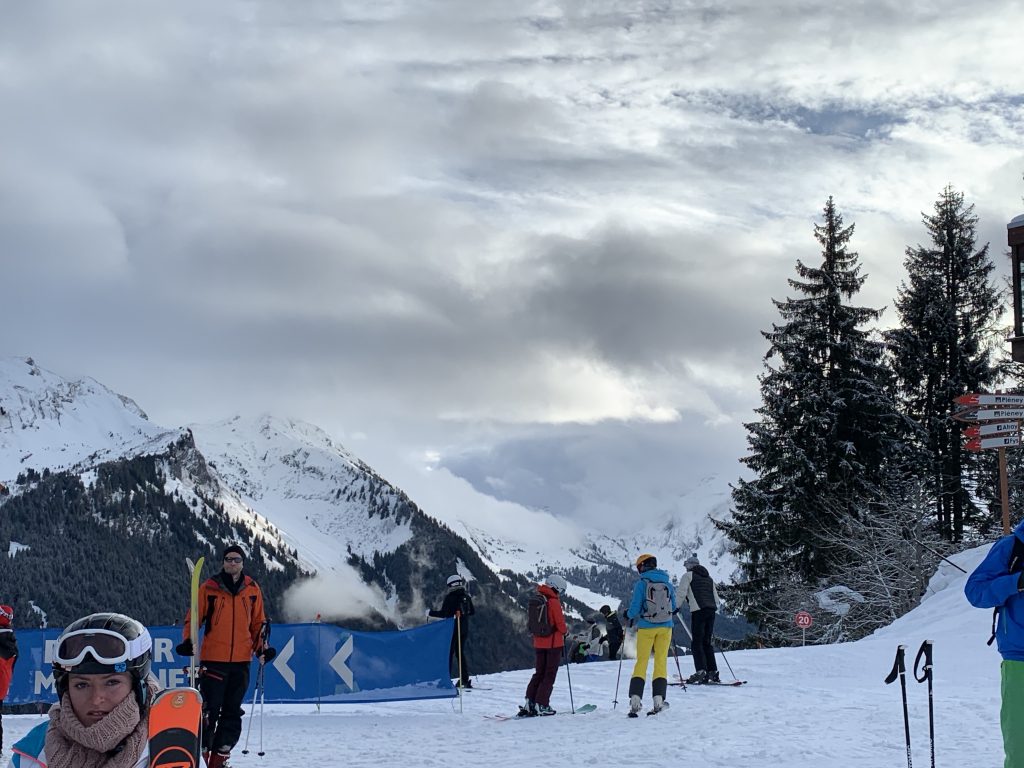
[{"left": 54, "top": 628, "right": 151, "bottom": 669}]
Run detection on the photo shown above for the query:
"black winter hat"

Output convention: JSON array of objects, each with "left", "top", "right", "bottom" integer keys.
[{"left": 222, "top": 544, "right": 245, "bottom": 560}]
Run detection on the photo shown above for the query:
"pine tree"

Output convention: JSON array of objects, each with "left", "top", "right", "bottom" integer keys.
[
  {"left": 723, "top": 197, "right": 902, "bottom": 633},
  {"left": 886, "top": 186, "right": 1003, "bottom": 542}
]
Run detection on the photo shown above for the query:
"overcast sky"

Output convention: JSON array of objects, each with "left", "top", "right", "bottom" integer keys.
[{"left": 2, "top": 1, "right": 1022, "bottom": 534}]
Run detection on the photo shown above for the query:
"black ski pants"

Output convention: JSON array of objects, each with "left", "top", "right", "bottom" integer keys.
[
  {"left": 691, "top": 608, "right": 719, "bottom": 674},
  {"left": 448, "top": 626, "right": 470, "bottom": 685},
  {"left": 607, "top": 634, "right": 623, "bottom": 661},
  {"left": 200, "top": 661, "right": 251, "bottom": 753},
  {"left": 525, "top": 646, "right": 562, "bottom": 707}
]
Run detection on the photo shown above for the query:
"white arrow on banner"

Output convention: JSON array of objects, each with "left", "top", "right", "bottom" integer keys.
[
  {"left": 330, "top": 635, "right": 354, "bottom": 690},
  {"left": 273, "top": 637, "right": 296, "bottom": 690}
]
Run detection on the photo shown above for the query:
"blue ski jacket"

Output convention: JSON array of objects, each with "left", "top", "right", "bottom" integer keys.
[
  {"left": 626, "top": 568, "right": 677, "bottom": 629},
  {"left": 7, "top": 720, "right": 149, "bottom": 768},
  {"left": 965, "top": 519, "right": 1024, "bottom": 662}
]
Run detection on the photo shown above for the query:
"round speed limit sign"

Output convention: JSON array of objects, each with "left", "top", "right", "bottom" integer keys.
[{"left": 794, "top": 610, "right": 813, "bottom": 629}]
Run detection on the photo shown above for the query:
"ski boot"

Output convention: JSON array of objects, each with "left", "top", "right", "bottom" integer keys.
[
  {"left": 517, "top": 699, "right": 537, "bottom": 718},
  {"left": 647, "top": 694, "right": 670, "bottom": 716},
  {"left": 627, "top": 694, "right": 642, "bottom": 718},
  {"left": 686, "top": 670, "right": 708, "bottom": 685},
  {"left": 708, "top": 670, "right": 720, "bottom": 683},
  {"left": 535, "top": 704, "right": 557, "bottom": 716},
  {"left": 207, "top": 749, "right": 232, "bottom": 768}
]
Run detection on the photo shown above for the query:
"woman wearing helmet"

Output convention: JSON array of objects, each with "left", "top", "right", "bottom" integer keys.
[
  {"left": 623, "top": 554, "right": 677, "bottom": 716},
  {"left": 8, "top": 613, "right": 160, "bottom": 768}
]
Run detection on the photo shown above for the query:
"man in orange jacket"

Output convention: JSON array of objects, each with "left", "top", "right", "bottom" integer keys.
[{"left": 177, "top": 545, "right": 274, "bottom": 768}]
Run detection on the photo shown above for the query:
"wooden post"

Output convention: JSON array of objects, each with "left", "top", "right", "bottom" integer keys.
[{"left": 1000, "top": 446, "right": 1011, "bottom": 535}]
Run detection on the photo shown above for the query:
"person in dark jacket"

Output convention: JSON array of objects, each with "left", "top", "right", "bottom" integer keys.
[
  {"left": 965, "top": 519, "right": 1024, "bottom": 768},
  {"left": 428, "top": 574, "right": 475, "bottom": 688},
  {"left": 520, "top": 574, "right": 568, "bottom": 716},
  {"left": 177, "top": 545, "right": 275, "bottom": 768},
  {"left": 599, "top": 604, "right": 624, "bottom": 661},
  {"left": 0, "top": 605, "right": 17, "bottom": 752},
  {"left": 678, "top": 554, "right": 721, "bottom": 684}
]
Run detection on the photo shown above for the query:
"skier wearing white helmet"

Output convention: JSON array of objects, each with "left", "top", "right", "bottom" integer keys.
[
  {"left": 519, "top": 574, "right": 568, "bottom": 717},
  {"left": 8, "top": 612, "right": 160, "bottom": 768},
  {"left": 427, "top": 573, "right": 476, "bottom": 688}
]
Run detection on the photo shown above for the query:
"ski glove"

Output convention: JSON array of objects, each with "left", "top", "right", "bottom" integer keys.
[
  {"left": 176, "top": 640, "right": 194, "bottom": 657},
  {"left": 259, "top": 646, "right": 277, "bottom": 663}
]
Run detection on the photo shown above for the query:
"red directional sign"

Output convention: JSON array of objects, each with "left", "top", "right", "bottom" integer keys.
[
  {"left": 965, "top": 435, "right": 1022, "bottom": 452},
  {"left": 964, "top": 422, "right": 1020, "bottom": 438},
  {"left": 956, "top": 393, "right": 1024, "bottom": 407},
  {"left": 953, "top": 408, "right": 1024, "bottom": 422},
  {"left": 794, "top": 611, "right": 813, "bottom": 629}
]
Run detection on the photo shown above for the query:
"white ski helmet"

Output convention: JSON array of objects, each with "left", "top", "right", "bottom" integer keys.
[
  {"left": 446, "top": 574, "right": 465, "bottom": 588},
  {"left": 546, "top": 574, "right": 568, "bottom": 594}
]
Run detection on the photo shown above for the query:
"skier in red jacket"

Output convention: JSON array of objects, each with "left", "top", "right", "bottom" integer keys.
[
  {"left": 519, "top": 575, "right": 568, "bottom": 717},
  {"left": 0, "top": 605, "right": 19, "bottom": 752}
]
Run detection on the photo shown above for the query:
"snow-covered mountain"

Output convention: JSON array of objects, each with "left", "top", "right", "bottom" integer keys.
[
  {"left": 0, "top": 357, "right": 181, "bottom": 481},
  {"left": 0, "top": 357, "right": 737, "bottom": 623}
]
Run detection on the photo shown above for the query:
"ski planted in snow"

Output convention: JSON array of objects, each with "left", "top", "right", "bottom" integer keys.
[
  {"left": 186, "top": 556, "right": 205, "bottom": 688},
  {"left": 148, "top": 687, "right": 202, "bottom": 768}
]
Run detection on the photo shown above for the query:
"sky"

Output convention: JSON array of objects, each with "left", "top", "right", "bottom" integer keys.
[
  {"left": 2, "top": 1, "right": 1023, "bottom": 533},
  {"left": 2, "top": 543, "right": 1007, "bottom": 766}
]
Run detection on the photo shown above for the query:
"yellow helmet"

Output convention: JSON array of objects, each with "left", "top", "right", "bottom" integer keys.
[{"left": 635, "top": 553, "right": 657, "bottom": 571}]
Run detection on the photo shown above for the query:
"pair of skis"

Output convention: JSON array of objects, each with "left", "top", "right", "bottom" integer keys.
[
  {"left": 486, "top": 703, "right": 597, "bottom": 721},
  {"left": 147, "top": 557, "right": 206, "bottom": 767}
]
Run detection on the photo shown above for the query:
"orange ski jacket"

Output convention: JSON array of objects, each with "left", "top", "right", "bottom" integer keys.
[{"left": 182, "top": 572, "right": 268, "bottom": 663}]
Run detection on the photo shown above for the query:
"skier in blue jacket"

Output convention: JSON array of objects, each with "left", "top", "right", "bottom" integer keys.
[
  {"left": 965, "top": 519, "right": 1024, "bottom": 768},
  {"left": 623, "top": 554, "right": 676, "bottom": 716}
]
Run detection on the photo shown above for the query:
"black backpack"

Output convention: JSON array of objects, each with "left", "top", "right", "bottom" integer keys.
[
  {"left": 988, "top": 535, "right": 1024, "bottom": 645},
  {"left": 527, "top": 590, "right": 554, "bottom": 637}
]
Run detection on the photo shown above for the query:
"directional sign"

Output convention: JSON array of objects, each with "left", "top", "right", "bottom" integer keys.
[
  {"left": 964, "top": 422, "right": 1020, "bottom": 438},
  {"left": 965, "top": 435, "right": 1022, "bottom": 452},
  {"left": 953, "top": 408, "right": 1024, "bottom": 422},
  {"left": 956, "top": 393, "right": 1024, "bottom": 407}
]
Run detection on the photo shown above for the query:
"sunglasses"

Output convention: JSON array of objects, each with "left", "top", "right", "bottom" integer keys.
[
  {"left": 54, "top": 628, "right": 149, "bottom": 668},
  {"left": 224, "top": 556, "right": 243, "bottom": 563}
]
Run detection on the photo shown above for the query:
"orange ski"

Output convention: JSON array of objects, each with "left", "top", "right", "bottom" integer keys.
[{"left": 148, "top": 687, "right": 203, "bottom": 768}]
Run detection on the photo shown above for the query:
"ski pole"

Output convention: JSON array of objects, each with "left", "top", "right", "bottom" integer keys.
[
  {"left": 669, "top": 616, "right": 688, "bottom": 691},
  {"left": 562, "top": 640, "right": 576, "bottom": 714},
  {"left": 455, "top": 611, "right": 464, "bottom": 714},
  {"left": 714, "top": 638, "right": 737, "bottom": 681},
  {"left": 885, "top": 645, "right": 913, "bottom": 768},
  {"left": 613, "top": 652, "right": 623, "bottom": 709},
  {"left": 242, "top": 662, "right": 263, "bottom": 755},
  {"left": 913, "top": 640, "right": 934, "bottom": 768},
  {"left": 674, "top": 612, "right": 695, "bottom": 681},
  {"left": 257, "top": 663, "right": 265, "bottom": 757}
]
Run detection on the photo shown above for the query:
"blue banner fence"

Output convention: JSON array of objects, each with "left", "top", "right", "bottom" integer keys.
[{"left": 6, "top": 619, "right": 458, "bottom": 705}]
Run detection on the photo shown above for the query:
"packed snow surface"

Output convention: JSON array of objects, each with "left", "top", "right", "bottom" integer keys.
[{"left": 2, "top": 544, "right": 1006, "bottom": 766}]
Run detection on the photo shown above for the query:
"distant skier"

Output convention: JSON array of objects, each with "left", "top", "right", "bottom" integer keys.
[
  {"left": 177, "top": 545, "right": 274, "bottom": 768},
  {"left": 427, "top": 573, "right": 475, "bottom": 688},
  {"left": 598, "top": 604, "right": 624, "bottom": 661},
  {"left": 623, "top": 554, "right": 676, "bottom": 716},
  {"left": 965, "top": 520, "right": 1024, "bottom": 768},
  {"left": 0, "top": 605, "right": 17, "bottom": 753},
  {"left": 520, "top": 575, "right": 568, "bottom": 716},
  {"left": 678, "top": 553, "right": 721, "bottom": 684}
]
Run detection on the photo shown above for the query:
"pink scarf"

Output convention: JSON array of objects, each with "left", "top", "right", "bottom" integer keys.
[{"left": 44, "top": 677, "right": 159, "bottom": 768}]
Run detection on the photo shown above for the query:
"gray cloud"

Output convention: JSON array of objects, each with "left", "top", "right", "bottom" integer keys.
[{"left": 1, "top": 0, "right": 1021, "bottom": 528}]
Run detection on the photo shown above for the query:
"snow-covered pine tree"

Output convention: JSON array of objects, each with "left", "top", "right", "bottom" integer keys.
[
  {"left": 722, "top": 197, "right": 902, "bottom": 636},
  {"left": 886, "top": 186, "right": 1003, "bottom": 542}
]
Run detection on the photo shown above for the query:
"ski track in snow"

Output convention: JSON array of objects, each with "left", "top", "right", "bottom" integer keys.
[{"left": 1, "top": 548, "right": 1007, "bottom": 766}]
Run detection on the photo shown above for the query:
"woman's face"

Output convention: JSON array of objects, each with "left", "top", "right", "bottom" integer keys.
[{"left": 66, "top": 672, "right": 134, "bottom": 726}]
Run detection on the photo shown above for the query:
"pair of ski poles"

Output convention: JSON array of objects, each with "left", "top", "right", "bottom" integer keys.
[
  {"left": 241, "top": 661, "right": 266, "bottom": 757},
  {"left": 885, "top": 640, "right": 935, "bottom": 768}
]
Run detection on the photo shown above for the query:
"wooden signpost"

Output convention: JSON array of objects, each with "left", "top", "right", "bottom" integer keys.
[{"left": 953, "top": 393, "right": 1022, "bottom": 534}]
